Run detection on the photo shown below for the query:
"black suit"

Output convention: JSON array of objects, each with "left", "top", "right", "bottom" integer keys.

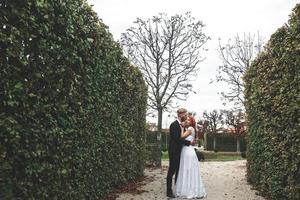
[{"left": 166, "top": 120, "right": 190, "bottom": 192}]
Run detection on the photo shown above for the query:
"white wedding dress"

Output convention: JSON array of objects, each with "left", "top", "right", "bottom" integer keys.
[{"left": 176, "top": 126, "right": 207, "bottom": 199}]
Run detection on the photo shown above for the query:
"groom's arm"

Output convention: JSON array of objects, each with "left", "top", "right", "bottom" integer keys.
[{"left": 170, "top": 123, "right": 190, "bottom": 146}]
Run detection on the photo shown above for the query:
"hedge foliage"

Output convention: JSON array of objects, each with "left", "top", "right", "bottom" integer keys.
[
  {"left": 146, "top": 131, "right": 169, "bottom": 150},
  {"left": 145, "top": 131, "right": 168, "bottom": 166},
  {"left": 0, "top": 0, "right": 147, "bottom": 199},
  {"left": 244, "top": 4, "right": 300, "bottom": 200}
]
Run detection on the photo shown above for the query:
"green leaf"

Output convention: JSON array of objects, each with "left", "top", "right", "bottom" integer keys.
[
  {"left": 14, "top": 82, "right": 23, "bottom": 89},
  {"left": 87, "top": 38, "right": 94, "bottom": 42},
  {"left": 28, "top": 93, "right": 36, "bottom": 97}
]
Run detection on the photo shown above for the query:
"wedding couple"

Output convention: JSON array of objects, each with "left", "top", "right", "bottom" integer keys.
[{"left": 166, "top": 108, "right": 206, "bottom": 199}]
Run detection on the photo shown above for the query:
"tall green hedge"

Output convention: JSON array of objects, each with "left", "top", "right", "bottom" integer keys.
[
  {"left": 0, "top": 0, "right": 147, "bottom": 199},
  {"left": 206, "top": 134, "right": 246, "bottom": 152},
  {"left": 244, "top": 4, "right": 300, "bottom": 200}
]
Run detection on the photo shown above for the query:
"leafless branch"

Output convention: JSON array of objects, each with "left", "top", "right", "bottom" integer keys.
[
  {"left": 122, "top": 12, "right": 209, "bottom": 130},
  {"left": 215, "top": 32, "right": 264, "bottom": 109}
]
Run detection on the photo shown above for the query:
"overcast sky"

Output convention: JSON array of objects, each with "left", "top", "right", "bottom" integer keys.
[{"left": 87, "top": 0, "right": 298, "bottom": 126}]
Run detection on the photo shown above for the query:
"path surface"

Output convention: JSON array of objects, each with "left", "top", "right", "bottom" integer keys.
[{"left": 116, "top": 160, "right": 265, "bottom": 200}]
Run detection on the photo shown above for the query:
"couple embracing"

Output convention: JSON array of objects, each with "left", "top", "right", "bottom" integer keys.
[{"left": 166, "top": 108, "right": 206, "bottom": 199}]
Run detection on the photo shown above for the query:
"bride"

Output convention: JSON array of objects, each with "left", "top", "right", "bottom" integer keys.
[{"left": 176, "top": 116, "right": 207, "bottom": 199}]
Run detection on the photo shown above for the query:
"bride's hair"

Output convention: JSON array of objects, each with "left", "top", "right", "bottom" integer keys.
[{"left": 188, "top": 116, "right": 196, "bottom": 129}]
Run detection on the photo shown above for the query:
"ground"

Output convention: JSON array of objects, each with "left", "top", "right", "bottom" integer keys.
[{"left": 112, "top": 160, "right": 265, "bottom": 200}]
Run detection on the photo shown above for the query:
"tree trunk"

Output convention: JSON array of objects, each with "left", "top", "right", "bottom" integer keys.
[
  {"left": 236, "top": 137, "right": 241, "bottom": 152},
  {"left": 156, "top": 108, "right": 163, "bottom": 167},
  {"left": 165, "top": 133, "right": 168, "bottom": 151},
  {"left": 157, "top": 108, "right": 163, "bottom": 135},
  {"left": 204, "top": 132, "right": 207, "bottom": 150}
]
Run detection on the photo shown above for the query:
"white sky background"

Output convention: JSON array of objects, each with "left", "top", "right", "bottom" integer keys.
[{"left": 87, "top": 0, "right": 299, "bottom": 127}]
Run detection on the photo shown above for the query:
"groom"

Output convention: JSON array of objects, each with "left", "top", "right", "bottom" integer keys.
[{"left": 166, "top": 108, "right": 192, "bottom": 198}]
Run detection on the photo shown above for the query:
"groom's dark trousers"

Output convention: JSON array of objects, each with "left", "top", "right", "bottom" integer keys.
[{"left": 167, "top": 120, "right": 190, "bottom": 193}]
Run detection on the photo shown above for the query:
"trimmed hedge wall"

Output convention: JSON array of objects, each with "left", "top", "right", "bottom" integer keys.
[
  {"left": 146, "top": 131, "right": 169, "bottom": 151},
  {"left": 206, "top": 134, "right": 246, "bottom": 152},
  {"left": 0, "top": 0, "right": 147, "bottom": 199},
  {"left": 244, "top": 4, "right": 300, "bottom": 200},
  {"left": 145, "top": 131, "right": 167, "bottom": 166}
]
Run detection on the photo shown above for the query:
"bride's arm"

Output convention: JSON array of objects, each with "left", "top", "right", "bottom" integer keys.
[{"left": 180, "top": 127, "right": 192, "bottom": 139}]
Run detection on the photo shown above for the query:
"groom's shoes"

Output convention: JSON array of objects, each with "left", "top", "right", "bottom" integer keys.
[{"left": 167, "top": 190, "right": 175, "bottom": 198}]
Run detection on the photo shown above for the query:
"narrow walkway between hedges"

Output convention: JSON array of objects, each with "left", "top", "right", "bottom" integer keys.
[{"left": 115, "top": 160, "right": 265, "bottom": 200}]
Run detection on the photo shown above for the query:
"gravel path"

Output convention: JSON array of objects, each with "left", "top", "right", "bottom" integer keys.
[{"left": 116, "top": 160, "right": 265, "bottom": 200}]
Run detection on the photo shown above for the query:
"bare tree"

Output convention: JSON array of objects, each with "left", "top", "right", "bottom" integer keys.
[
  {"left": 203, "top": 110, "right": 224, "bottom": 151},
  {"left": 216, "top": 33, "right": 263, "bottom": 108},
  {"left": 122, "top": 12, "right": 209, "bottom": 136},
  {"left": 196, "top": 119, "right": 207, "bottom": 148},
  {"left": 223, "top": 109, "right": 245, "bottom": 152},
  {"left": 198, "top": 119, "right": 209, "bottom": 134}
]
